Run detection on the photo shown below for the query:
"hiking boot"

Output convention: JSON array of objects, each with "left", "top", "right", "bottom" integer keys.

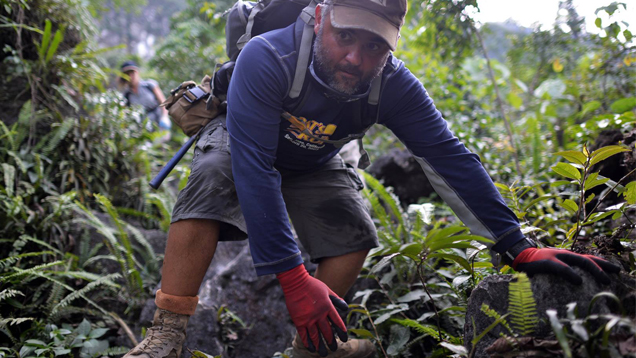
[
  {"left": 291, "top": 334, "right": 376, "bottom": 358},
  {"left": 124, "top": 308, "right": 190, "bottom": 358}
]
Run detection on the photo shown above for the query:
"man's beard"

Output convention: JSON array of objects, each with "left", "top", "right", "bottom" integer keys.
[{"left": 314, "top": 24, "right": 388, "bottom": 95}]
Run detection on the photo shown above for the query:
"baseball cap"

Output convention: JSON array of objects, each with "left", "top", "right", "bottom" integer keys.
[
  {"left": 120, "top": 60, "right": 139, "bottom": 73},
  {"left": 328, "top": 0, "right": 408, "bottom": 51}
]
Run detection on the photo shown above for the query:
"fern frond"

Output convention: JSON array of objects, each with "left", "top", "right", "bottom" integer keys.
[
  {"left": 0, "top": 317, "right": 34, "bottom": 329},
  {"left": 146, "top": 193, "right": 174, "bottom": 231},
  {"left": 480, "top": 304, "right": 514, "bottom": 335},
  {"left": 34, "top": 116, "right": 75, "bottom": 156},
  {"left": 124, "top": 223, "right": 158, "bottom": 273},
  {"left": 360, "top": 171, "right": 405, "bottom": 232},
  {"left": 61, "top": 271, "right": 120, "bottom": 287},
  {"left": 72, "top": 202, "right": 126, "bottom": 270},
  {"left": 50, "top": 273, "right": 121, "bottom": 316},
  {"left": 83, "top": 254, "right": 118, "bottom": 267},
  {"left": 0, "top": 289, "right": 24, "bottom": 303},
  {"left": 363, "top": 189, "right": 392, "bottom": 231},
  {"left": 0, "top": 251, "right": 56, "bottom": 270},
  {"left": 48, "top": 306, "right": 103, "bottom": 321},
  {"left": 0, "top": 121, "right": 16, "bottom": 150},
  {"left": 45, "top": 258, "right": 73, "bottom": 311},
  {"left": 0, "top": 260, "right": 66, "bottom": 282},
  {"left": 12, "top": 101, "right": 32, "bottom": 152},
  {"left": 25, "top": 270, "right": 110, "bottom": 316},
  {"left": 389, "top": 318, "right": 441, "bottom": 341},
  {"left": 92, "top": 195, "right": 142, "bottom": 292},
  {"left": 508, "top": 273, "right": 538, "bottom": 336},
  {"left": 20, "top": 235, "right": 64, "bottom": 255}
]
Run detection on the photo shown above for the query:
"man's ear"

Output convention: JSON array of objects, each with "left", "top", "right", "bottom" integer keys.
[{"left": 314, "top": 4, "right": 323, "bottom": 35}]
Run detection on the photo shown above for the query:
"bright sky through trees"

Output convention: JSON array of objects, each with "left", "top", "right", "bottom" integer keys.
[{"left": 472, "top": 0, "right": 635, "bottom": 33}]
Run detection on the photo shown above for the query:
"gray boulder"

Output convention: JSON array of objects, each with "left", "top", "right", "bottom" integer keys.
[
  {"left": 367, "top": 148, "right": 434, "bottom": 206},
  {"left": 464, "top": 267, "right": 634, "bottom": 358}
]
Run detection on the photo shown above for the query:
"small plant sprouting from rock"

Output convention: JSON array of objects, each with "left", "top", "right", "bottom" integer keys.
[{"left": 508, "top": 273, "right": 538, "bottom": 336}]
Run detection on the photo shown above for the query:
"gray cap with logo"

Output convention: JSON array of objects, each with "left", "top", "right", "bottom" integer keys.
[{"left": 328, "top": 0, "right": 408, "bottom": 51}]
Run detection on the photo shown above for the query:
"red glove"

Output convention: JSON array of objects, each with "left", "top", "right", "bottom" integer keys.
[
  {"left": 277, "top": 264, "right": 349, "bottom": 357},
  {"left": 512, "top": 248, "right": 621, "bottom": 285}
]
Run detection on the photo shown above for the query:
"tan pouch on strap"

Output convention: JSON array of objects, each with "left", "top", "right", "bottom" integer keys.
[{"left": 161, "top": 75, "right": 225, "bottom": 136}]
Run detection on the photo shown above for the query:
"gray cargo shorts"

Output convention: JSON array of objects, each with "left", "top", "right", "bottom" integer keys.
[{"left": 171, "top": 115, "right": 379, "bottom": 262}]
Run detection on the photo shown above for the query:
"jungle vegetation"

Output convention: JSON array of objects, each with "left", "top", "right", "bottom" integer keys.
[{"left": 0, "top": 0, "right": 635, "bottom": 357}]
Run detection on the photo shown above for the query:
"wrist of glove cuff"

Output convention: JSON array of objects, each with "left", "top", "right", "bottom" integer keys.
[
  {"left": 502, "top": 237, "right": 537, "bottom": 266},
  {"left": 276, "top": 264, "right": 310, "bottom": 292}
]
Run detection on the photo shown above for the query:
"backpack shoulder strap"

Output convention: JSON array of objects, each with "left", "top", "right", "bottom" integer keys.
[
  {"left": 236, "top": 1, "right": 266, "bottom": 52},
  {"left": 288, "top": 1, "right": 317, "bottom": 99}
]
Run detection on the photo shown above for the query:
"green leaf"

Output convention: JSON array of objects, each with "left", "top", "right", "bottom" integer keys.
[
  {"left": 609, "top": 97, "right": 636, "bottom": 113},
  {"left": 440, "top": 342, "right": 467, "bottom": 355},
  {"left": 522, "top": 195, "right": 559, "bottom": 212},
  {"left": 349, "top": 329, "right": 375, "bottom": 339},
  {"left": 429, "top": 253, "right": 471, "bottom": 272},
  {"left": 551, "top": 180, "right": 573, "bottom": 187},
  {"left": 369, "top": 253, "right": 398, "bottom": 275},
  {"left": 559, "top": 199, "right": 578, "bottom": 214},
  {"left": 589, "top": 145, "right": 629, "bottom": 166},
  {"left": 554, "top": 151, "right": 587, "bottom": 165},
  {"left": 396, "top": 289, "right": 428, "bottom": 303},
  {"left": 622, "top": 181, "right": 636, "bottom": 204},
  {"left": 472, "top": 262, "right": 493, "bottom": 268},
  {"left": 53, "top": 348, "right": 71, "bottom": 356},
  {"left": 552, "top": 162, "right": 581, "bottom": 180},
  {"left": 2, "top": 163, "right": 15, "bottom": 198},
  {"left": 39, "top": 19, "right": 52, "bottom": 61},
  {"left": 595, "top": 18, "right": 602, "bottom": 28},
  {"left": 45, "top": 28, "right": 64, "bottom": 63},
  {"left": 579, "top": 101, "right": 601, "bottom": 117},
  {"left": 76, "top": 319, "right": 91, "bottom": 336},
  {"left": 398, "top": 243, "right": 422, "bottom": 259},
  {"left": 624, "top": 29, "right": 633, "bottom": 42},
  {"left": 386, "top": 325, "right": 409, "bottom": 355},
  {"left": 584, "top": 172, "right": 609, "bottom": 191},
  {"left": 88, "top": 328, "right": 109, "bottom": 339},
  {"left": 190, "top": 350, "right": 218, "bottom": 358},
  {"left": 374, "top": 304, "right": 409, "bottom": 325},
  {"left": 583, "top": 211, "right": 618, "bottom": 225},
  {"left": 547, "top": 310, "right": 572, "bottom": 358},
  {"left": 507, "top": 92, "right": 522, "bottom": 109}
]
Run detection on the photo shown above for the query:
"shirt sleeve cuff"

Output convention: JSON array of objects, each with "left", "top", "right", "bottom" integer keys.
[{"left": 253, "top": 252, "right": 304, "bottom": 276}]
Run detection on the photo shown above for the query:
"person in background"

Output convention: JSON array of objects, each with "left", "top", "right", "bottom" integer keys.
[{"left": 119, "top": 60, "right": 172, "bottom": 134}]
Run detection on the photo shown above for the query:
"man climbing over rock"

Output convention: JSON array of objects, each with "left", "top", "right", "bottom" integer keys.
[{"left": 124, "top": 1, "right": 621, "bottom": 357}]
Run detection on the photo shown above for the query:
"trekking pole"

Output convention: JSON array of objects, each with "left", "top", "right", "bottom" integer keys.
[{"left": 149, "top": 128, "right": 203, "bottom": 190}]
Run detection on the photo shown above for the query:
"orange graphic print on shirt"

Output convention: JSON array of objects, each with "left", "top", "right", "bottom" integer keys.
[{"left": 284, "top": 116, "right": 337, "bottom": 151}]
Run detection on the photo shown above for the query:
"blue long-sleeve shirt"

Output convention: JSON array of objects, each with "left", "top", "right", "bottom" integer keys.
[{"left": 226, "top": 23, "right": 524, "bottom": 276}]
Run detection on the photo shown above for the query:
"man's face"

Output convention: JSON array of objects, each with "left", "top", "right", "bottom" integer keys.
[
  {"left": 124, "top": 70, "right": 140, "bottom": 86},
  {"left": 313, "top": 5, "right": 391, "bottom": 95}
]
